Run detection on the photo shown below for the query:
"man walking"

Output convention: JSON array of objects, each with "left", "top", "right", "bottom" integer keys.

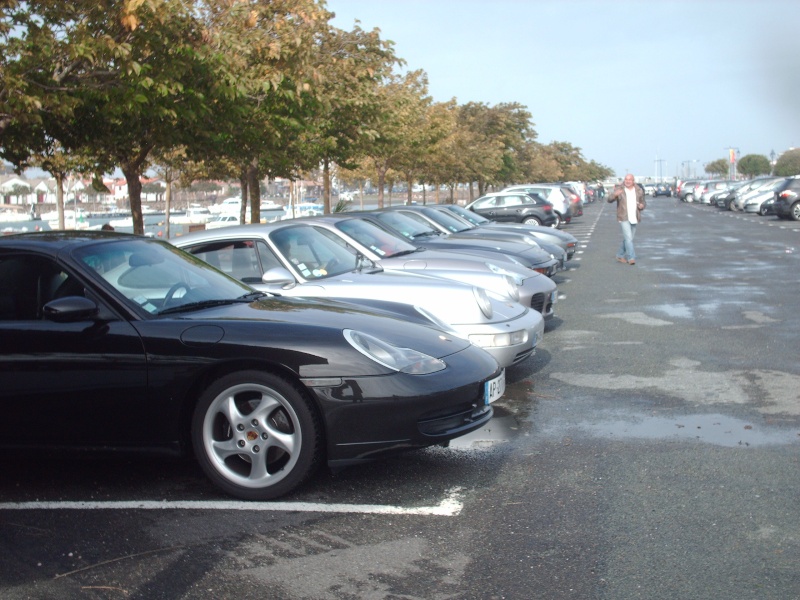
[{"left": 608, "top": 174, "right": 646, "bottom": 265}]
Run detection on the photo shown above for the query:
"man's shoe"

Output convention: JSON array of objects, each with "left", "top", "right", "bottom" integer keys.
[
  {"left": 628, "top": 259, "right": 636, "bottom": 265},
  {"left": 616, "top": 257, "right": 627, "bottom": 263}
]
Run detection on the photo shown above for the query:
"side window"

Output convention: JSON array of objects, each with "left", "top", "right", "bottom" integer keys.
[
  {"left": 503, "top": 195, "right": 523, "bottom": 207},
  {"left": 0, "top": 254, "right": 80, "bottom": 321},
  {"left": 184, "top": 240, "right": 264, "bottom": 283}
]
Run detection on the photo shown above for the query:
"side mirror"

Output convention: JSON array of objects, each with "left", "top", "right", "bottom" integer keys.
[
  {"left": 43, "top": 296, "right": 99, "bottom": 322},
  {"left": 261, "top": 267, "right": 297, "bottom": 290}
]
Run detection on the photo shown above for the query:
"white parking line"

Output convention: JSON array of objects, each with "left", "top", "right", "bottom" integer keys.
[{"left": 0, "top": 487, "right": 465, "bottom": 516}]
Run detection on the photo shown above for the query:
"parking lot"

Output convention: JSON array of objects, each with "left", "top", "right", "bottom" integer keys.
[{"left": 1, "top": 197, "right": 799, "bottom": 599}]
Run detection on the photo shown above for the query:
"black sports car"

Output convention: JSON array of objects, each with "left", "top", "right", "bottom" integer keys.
[{"left": 0, "top": 231, "right": 503, "bottom": 500}]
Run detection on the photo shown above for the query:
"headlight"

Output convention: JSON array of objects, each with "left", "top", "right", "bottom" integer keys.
[
  {"left": 486, "top": 262, "right": 525, "bottom": 286},
  {"left": 469, "top": 329, "right": 528, "bottom": 348},
  {"left": 344, "top": 330, "right": 446, "bottom": 374},
  {"left": 473, "top": 286, "right": 493, "bottom": 319}
]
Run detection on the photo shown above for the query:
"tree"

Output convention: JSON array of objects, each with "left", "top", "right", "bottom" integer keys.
[
  {"left": 705, "top": 159, "right": 729, "bottom": 177},
  {"left": 737, "top": 154, "right": 771, "bottom": 178},
  {"left": 773, "top": 149, "right": 800, "bottom": 177},
  {"left": 361, "top": 70, "right": 429, "bottom": 208}
]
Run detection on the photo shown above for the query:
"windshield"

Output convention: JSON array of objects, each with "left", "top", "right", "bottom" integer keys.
[
  {"left": 270, "top": 224, "right": 361, "bottom": 279},
  {"left": 417, "top": 208, "right": 472, "bottom": 233},
  {"left": 371, "top": 211, "right": 440, "bottom": 239},
  {"left": 72, "top": 237, "right": 253, "bottom": 315},
  {"left": 334, "top": 218, "right": 418, "bottom": 257},
  {"left": 443, "top": 204, "right": 490, "bottom": 226}
]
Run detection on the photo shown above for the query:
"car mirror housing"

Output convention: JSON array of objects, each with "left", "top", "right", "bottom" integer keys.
[
  {"left": 43, "top": 296, "right": 99, "bottom": 322},
  {"left": 262, "top": 266, "right": 297, "bottom": 290}
]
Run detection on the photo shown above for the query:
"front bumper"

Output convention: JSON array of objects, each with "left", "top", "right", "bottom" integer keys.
[{"left": 311, "top": 343, "right": 501, "bottom": 465}]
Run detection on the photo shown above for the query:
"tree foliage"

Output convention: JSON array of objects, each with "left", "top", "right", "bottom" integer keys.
[
  {"left": 773, "top": 149, "right": 800, "bottom": 177},
  {"left": 705, "top": 158, "right": 729, "bottom": 177},
  {"left": 736, "top": 154, "right": 771, "bottom": 178},
  {"left": 1, "top": 0, "right": 614, "bottom": 230}
]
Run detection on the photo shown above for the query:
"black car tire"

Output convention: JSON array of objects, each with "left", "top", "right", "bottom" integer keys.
[
  {"left": 523, "top": 216, "right": 543, "bottom": 226},
  {"left": 791, "top": 201, "right": 800, "bottom": 221},
  {"left": 684, "top": 193, "right": 694, "bottom": 203},
  {"left": 550, "top": 213, "right": 562, "bottom": 228},
  {"left": 192, "top": 370, "right": 322, "bottom": 500}
]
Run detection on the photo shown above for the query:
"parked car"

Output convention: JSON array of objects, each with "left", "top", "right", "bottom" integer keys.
[
  {"left": 172, "top": 222, "right": 545, "bottom": 368},
  {"left": 429, "top": 203, "right": 579, "bottom": 261},
  {"left": 698, "top": 181, "right": 735, "bottom": 204},
  {"left": 653, "top": 183, "right": 672, "bottom": 197},
  {"left": 676, "top": 179, "right": 704, "bottom": 202},
  {"left": 772, "top": 177, "right": 800, "bottom": 220},
  {"left": 465, "top": 192, "right": 559, "bottom": 227},
  {"left": 371, "top": 206, "right": 562, "bottom": 275},
  {"left": 742, "top": 180, "right": 785, "bottom": 215},
  {"left": 642, "top": 183, "right": 656, "bottom": 196},
  {"left": 501, "top": 184, "right": 576, "bottom": 227},
  {"left": 731, "top": 178, "right": 783, "bottom": 211},
  {"left": 0, "top": 231, "right": 505, "bottom": 500}
]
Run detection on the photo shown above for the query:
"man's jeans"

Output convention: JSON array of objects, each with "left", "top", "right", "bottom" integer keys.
[{"left": 616, "top": 221, "right": 637, "bottom": 261}]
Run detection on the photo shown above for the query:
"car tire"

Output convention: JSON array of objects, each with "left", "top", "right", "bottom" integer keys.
[
  {"left": 192, "top": 370, "right": 322, "bottom": 500},
  {"left": 550, "top": 213, "right": 562, "bottom": 228},
  {"left": 684, "top": 193, "right": 694, "bottom": 203},
  {"left": 523, "top": 216, "right": 543, "bottom": 226},
  {"left": 759, "top": 205, "right": 769, "bottom": 216},
  {"left": 791, "top": 201, "right": 800, "bottom": 221}
]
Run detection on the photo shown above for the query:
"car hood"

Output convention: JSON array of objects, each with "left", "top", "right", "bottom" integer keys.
[
  {"left": 254, "top": 268, "right": 528, "bottom": 327},
  {"left": 175, "top": 294, "right": 475, "bottom": 363}
]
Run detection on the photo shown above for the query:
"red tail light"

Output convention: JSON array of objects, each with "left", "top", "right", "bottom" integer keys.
[
  {"left": 543, "top": 205, "right": 552, "bottom": 212},
  {"left": 779, "top": 190, "right": 797, "bottom": 200}
]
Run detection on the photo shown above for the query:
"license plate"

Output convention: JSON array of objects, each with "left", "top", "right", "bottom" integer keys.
[{"left": 484, "top": 370, "right": 506, "bottom": 404}]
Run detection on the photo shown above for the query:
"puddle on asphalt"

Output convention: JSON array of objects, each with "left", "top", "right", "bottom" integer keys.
[
  {"left": 545, "top": 412, "right": 800, "bottom": 447},
  {"left": 450, "top": 415, "right": 523, "bottom": 449}
]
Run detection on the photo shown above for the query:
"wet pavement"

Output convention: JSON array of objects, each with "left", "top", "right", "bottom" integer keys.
[{"left": 1, "top": 199, "right": 799, "bottom": 599}]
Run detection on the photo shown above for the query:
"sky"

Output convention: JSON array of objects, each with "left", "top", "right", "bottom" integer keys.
[{"left": 326, "top": 0, "right": 800, "bottom": 179}]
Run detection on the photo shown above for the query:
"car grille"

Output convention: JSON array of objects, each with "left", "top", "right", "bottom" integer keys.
[{"left": 531, "top": 292, "right": 550, "bottom": 315}]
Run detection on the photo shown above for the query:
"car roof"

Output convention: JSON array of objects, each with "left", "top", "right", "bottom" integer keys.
[{"left": 0, "top": 230, "right": 132, "bottom": 256}]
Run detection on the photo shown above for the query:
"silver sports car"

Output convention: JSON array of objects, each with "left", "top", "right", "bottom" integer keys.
[{"left": 173, "top": 222, "right": 545, "bottom": 368}]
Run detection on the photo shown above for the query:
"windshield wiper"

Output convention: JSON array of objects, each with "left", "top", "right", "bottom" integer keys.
[{"left": 158, "top": 297, "right": 257, "bottom": 315}]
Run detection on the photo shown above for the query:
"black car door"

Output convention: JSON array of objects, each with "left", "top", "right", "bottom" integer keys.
[{"left": 0, "top": 252, "right": 150, "bottom": 448}]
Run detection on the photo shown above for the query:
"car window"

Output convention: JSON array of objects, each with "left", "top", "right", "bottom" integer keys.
[
  {"left": 0, "top": 254, "right": 80, "bottom": 320},
  {"left": 182, "top": 240, "right": 281, "bottom": 283},
  {"left": 374, "top": 212, "right": 436, "bottom": 238},
  {"left": 472, "top": 197, "right": 496, "bottom": 209},
  {"left": 499, "top": 195, "right": 523, "bottom": 207},
  {"left": 271, "top": 226, "right": 359, "bottom": 279},
  {"left": 334, "top": 218, "right": 416, "bottom": 256}
]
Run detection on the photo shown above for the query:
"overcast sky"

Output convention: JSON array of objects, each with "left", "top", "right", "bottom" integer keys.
[{"left": 327, "top": 0, "right": 800, "bottom": 179}]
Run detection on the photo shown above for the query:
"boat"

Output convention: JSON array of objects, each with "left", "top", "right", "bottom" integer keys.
[
  {"left": 205, "top": 214, "right": 241, "bottom": 230},
  {"left": 171, "top": 205, "right": 212, "bottom": 225}
]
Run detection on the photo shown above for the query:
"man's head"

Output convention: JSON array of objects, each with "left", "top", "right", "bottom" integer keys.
[{"left": 623, "top": 174, "right": 635, "bottom": 188}]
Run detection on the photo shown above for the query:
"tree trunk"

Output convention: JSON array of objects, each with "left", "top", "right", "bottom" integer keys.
[
  {"left": 239, "top": 170, "right": 248, "bottom": 225},
  {"left": 122, "top": 164, "right": 144, "bottom": 236},
  {"left": 54, "top": 172, "right": 65, "bottom": 230},
  {"left": 323, "top": 158, "right": 331, "bottom": 214},
  {"left": 406, "top": 176, "right": 413, "bottom": 205},
  {"left": 247, "top": 159, "right": 260, "bottom": 224},
  {"left": 164, "top": 181, "right": 172, "bottom": 240},
  {"left": 376, "top": 165, "right": 386, "bottom": 209}
]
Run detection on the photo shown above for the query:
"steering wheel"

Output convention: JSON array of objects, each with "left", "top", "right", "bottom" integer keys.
[{"left": 164, "top": 282, "right": 191, "bottom": 304}]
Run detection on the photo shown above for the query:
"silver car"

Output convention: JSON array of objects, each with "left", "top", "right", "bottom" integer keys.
[
  {"left": 301, "top": 214, "right": 558, "bottom": 319},
  {"left": 430, "top": 203, "right": 579, "bottom": 261},
  {"left": 172, "top": 222, "right": 545, "bottom": 368}
]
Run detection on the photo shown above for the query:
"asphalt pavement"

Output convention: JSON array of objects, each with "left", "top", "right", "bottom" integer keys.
[{"left": 1, "top": 198, "right": 798, "bottom": 599}]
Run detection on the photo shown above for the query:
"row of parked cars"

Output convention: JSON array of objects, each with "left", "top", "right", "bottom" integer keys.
[
  {"left": 0, "top": 191, "right": 582, "bottom": 500},
  {"left": 676, "top": 176, "right": 800, "bottom": 219}
]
